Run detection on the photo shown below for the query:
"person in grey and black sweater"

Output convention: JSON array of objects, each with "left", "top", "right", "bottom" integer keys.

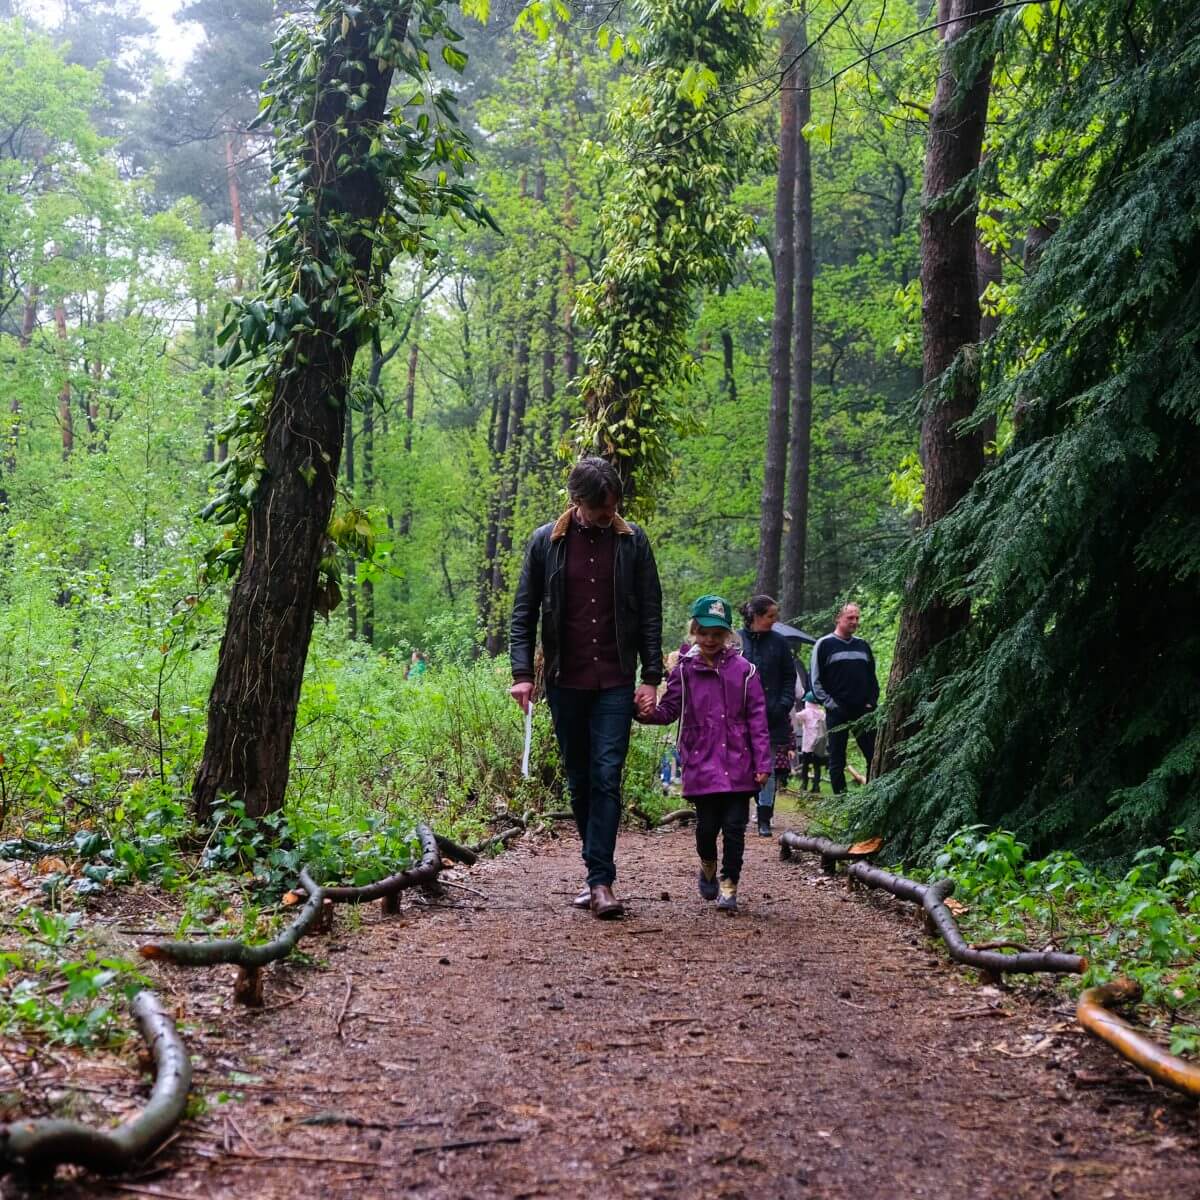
[{"left": 810, "top": 602, "right": 879, "bottom": 794}]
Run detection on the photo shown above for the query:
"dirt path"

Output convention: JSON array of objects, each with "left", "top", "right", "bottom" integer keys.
[{"left": 46, "top": 811, "right": 1200, "bottom": 1199}]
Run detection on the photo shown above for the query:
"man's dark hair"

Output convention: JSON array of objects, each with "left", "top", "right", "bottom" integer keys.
[
  {"left": 567, "top": 456, "right": 623, "bottom": 506},
  {"left": 741, "top": 594, "right": 778, "bottom": 622}
]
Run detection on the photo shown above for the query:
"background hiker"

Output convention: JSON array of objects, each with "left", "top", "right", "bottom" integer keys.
[
  {"left": 639, "top": 595, "right": 771, "bottom": 914},
  {"left": 810, "top": 602, "right": 879, "bottom": 795},
  {"left": 795, "top": 690, "right": 828, "bottom": 794},
  {"left": 508, "top": 457, "right": 663, "bottom": 919},
  {"left": 739, "top": 594, "right": 797, "bottom": 837}
]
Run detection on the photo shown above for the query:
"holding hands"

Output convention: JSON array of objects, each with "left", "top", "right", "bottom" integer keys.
[{"left": 635, "top": 683, "right": 657, "bottom": 718}]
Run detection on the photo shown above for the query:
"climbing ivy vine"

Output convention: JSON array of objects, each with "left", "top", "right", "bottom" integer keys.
[
  {"left": 201, "top": 0, "right": 491, "bottom": 582},
  {"left": 574, "top": 0, "right": 764, "bottom": 508}
]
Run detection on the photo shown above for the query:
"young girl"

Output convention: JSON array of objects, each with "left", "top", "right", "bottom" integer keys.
[
  {"left": 640, "top": 594, "right": 771, "bottom": 913},
  {"left": 794, "top": 690, "right": 828, "bottom": 793}
]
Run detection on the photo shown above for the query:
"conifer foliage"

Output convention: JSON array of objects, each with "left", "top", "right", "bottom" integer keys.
[{"left": 857, "top": 0, "right": 1200, "bottom": 858}]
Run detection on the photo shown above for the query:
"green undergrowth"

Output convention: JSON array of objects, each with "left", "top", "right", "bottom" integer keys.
[{"left": 0, "top": 909, "right": 145, "bottom": 1052}]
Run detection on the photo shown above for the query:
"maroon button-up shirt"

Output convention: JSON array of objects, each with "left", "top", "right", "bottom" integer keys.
[{"left": 556, "top": 517, "right": 632, "bottom": 690}]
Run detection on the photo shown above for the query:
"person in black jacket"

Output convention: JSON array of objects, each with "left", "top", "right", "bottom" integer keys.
[
  {"left": 740, "top": 595, "right": 797, "bottom": 837},
  {"left": 509, "top": 457, "right": 663, "bottom": 919},
  {"left": 810, "top": 602, "right": 879, "bottom": 794}
]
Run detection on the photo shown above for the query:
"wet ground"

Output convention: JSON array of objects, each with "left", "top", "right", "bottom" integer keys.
[{"left": 16, "top": 808, "right": 1200, "bottom": 1199}]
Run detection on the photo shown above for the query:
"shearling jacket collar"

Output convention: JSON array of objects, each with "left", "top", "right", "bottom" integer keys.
[{"left": 550, "top": 507, "right": 633, "bottom": 541}]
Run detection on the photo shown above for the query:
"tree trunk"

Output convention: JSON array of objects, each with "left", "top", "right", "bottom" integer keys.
[
  {"left": 561, "top": 180, "right": 578, "bottom": 435},
  {"left": 477, "top": 373, "right": 502, "bottom": 631},
  {"left": 7, "top": 284, "right": 36, "bottom": 475},
  {"left": 783, "top": 8, "right": 813, "bottom": 619},
  {"left": 874, "top": 0, "right": 994, "bottom": 777},
  {"left": 193, "top": 5, "right": 411, "bottom": 821},
  {"left": 755, "top": 22, "right": 800, "bottom": 597},
  {"left": 360, "top": 350, "right": 381, "bottom": 645},
  {"left": 344, "top": 406, "right": 358, "bottom": 641},
  {"left": 1012, "top": 217, "right": 1058, "bottom": 429},
  {"left": 975, "top": 222, "right": 1002, "bottom": 448},
  {"left": 486, "top": 327, "right": 529, "bottom": 657},
  {"left": 397, "top": 336, "right": 418, "bottom": 537},
  {"left": 55, "top": 301, "right": 73, "bottom": 459}
]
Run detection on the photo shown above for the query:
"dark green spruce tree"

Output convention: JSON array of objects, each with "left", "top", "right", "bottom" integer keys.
[{"left": 854, "top": 0, "right": 1200, "bottom": 859}]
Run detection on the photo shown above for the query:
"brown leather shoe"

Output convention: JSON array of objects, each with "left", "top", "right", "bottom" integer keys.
[
  {"left": 572, "top": 886, "right": 592, "bottom": 910},
  {"left": 589, "top": 883, "right": 625, "bottom": 919}
]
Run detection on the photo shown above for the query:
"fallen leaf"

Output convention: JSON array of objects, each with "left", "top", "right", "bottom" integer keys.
[
  {"left": 848, "top": 836, "right": 884, "bottom": 855},
  {"left": 944, "top": 897, "right": 969, "bottom": 915}
]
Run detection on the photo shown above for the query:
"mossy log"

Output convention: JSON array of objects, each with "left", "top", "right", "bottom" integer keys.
[
  {"left": 0, "top": 990, "right": 190, "bottom": 1176},
  {"left": 844, "top": 862, "right": 1086, "bottom": 976},
  {"left": 778, "top": 831, "right": 882, "bottom": 874},
  {"left": 140, "top": 868, "right": 326, "bottom": 1005}
]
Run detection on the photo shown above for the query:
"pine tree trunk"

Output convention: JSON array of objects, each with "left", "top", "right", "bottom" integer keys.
[
  {"left": 874, "top": 0, "right": 994, "bottom": 777},
  {"left": 561, "top": 180, "right": 578, "bottom": 435},
  {"left": 783, "top": 8, "right": 813, "bottom": 619},
  {"left": 397, "top": 337, "right": 418, "bottom": 538},
  {"left": 55, "top": 301, "right": 73, "bottom": 459},
  {"left": 755, "top": 22, "right": 800, "bottom": 597},
  {"left": 975, "top": 222, "right": 1001, "bottom": 448},
  {"left": 7, "top": 284, "right": 36, "bottom": 475},
  {"left": 344, "top": 406, "right": 358, "bottom": 641},
  {"left": 486, "top": 330, "right": 529, "bottom": 656},
  {"left": 192, "top": 6, "right": 410, "bottom": 821}
]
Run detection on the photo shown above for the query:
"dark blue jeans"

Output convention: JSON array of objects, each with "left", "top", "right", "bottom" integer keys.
[{"left": 546, "top": 683, "right": 635, "bottom": 887}]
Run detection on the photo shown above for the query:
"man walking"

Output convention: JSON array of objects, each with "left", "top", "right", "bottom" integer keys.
[
  {"left": 509, "top": 457, "right": 663, "bottom": 919},
  {"left": 810, "top": 602, "right": 879, "bottom": 795}
]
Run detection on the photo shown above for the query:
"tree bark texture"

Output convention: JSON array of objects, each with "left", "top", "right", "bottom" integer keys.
[
  {"left": 192, "top": 8, "right": 410, "bottom": 821},
  {"left": 783, "top": 9, "right": 813, "bottom": 619},
  {"left": 561, "top": 180, "right": 578, "bottom": 435},
  {"left": 975, "top": 223, "right": 1002, "bottom": 447},
  {"left": 755, "top": 22, "right": 800, "bottom": 598},
  {"left": 874, "top": 0, "right": 993, "bottom": 778},
  {"left": 55, "top": 301, "right": 73, "bottom": 459}
]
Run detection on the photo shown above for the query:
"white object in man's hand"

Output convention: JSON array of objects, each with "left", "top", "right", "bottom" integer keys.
[{"left": 509, "top": 681, "right": 535, "bottom": 713}]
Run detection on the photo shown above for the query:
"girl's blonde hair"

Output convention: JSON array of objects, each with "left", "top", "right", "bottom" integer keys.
[{"left": 685, "top": 619, "right": 741, "bottom": 649}]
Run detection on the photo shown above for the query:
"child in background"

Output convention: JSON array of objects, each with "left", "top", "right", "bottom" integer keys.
[
  {"left": 639, "top": 594, "right": 771, "bottom": 913},
  {"left": 795, "top": 691, "right": 828, "bottom": 794}
]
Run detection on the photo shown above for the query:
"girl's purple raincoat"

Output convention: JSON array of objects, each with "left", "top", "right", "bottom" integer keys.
[{"left": 641, "top": 645, "right": 772, "bottom": 796}]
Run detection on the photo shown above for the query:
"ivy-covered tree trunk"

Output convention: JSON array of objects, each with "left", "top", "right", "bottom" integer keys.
[
  {"left": 194, "top": 18, "right": 401, "bottom": 819},
  {"left": 756, "top": 21, "right": 800, "bottom": 596},
  {"left": 576, "top": 0, "right": 762, "bottom": 508},
  {"left": 874, "top": 0, "right": 994, "bottom": 777},
  {"left": 783, "top": 7, "right": 813, "bottom": 619},
  {"left": 193, "top": 0, "right": 482, "bottom": 820}
]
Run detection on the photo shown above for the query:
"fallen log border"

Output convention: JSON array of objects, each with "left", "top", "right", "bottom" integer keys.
[
  {"left": 1077, "top": 979, "right": 1200, "bottom": 1100},
  {"left": 316, "top": 824, "right": 441, "bottom": 905},
  {"left": 844, "top": 862, "right": 1086, "bottom": 977},
  {"left": 653, "top": 808, "right": 695, "bottom": 828},
  {"left": 779, "top": 831, "right": 875, "bottom": 875},
  {"left": 778, "top": 835, "right": 1086, "bottom": 978},
  {"left": 141, "top": 869, "right": 327, "bottom": 1005},
  {"left": 0, "top": 990, "right": 190, "bottom": 1177},
  {"left": 434, "top": 833, "right": 478, "bottom": 867}
]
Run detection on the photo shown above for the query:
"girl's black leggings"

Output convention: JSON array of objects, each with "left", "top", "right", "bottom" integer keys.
[{"left": 692, "top": 793, "right": 752, "bottom": 882}]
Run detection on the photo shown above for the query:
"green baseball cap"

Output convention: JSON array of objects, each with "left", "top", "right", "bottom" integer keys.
[{"left": 690, "top": 594, "right": 733, "bottom": 630}]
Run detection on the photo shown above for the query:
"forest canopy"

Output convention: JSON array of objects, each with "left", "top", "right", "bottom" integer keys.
[{"left": 0, "top": 0, "right": 1195, "bottom": 862}]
